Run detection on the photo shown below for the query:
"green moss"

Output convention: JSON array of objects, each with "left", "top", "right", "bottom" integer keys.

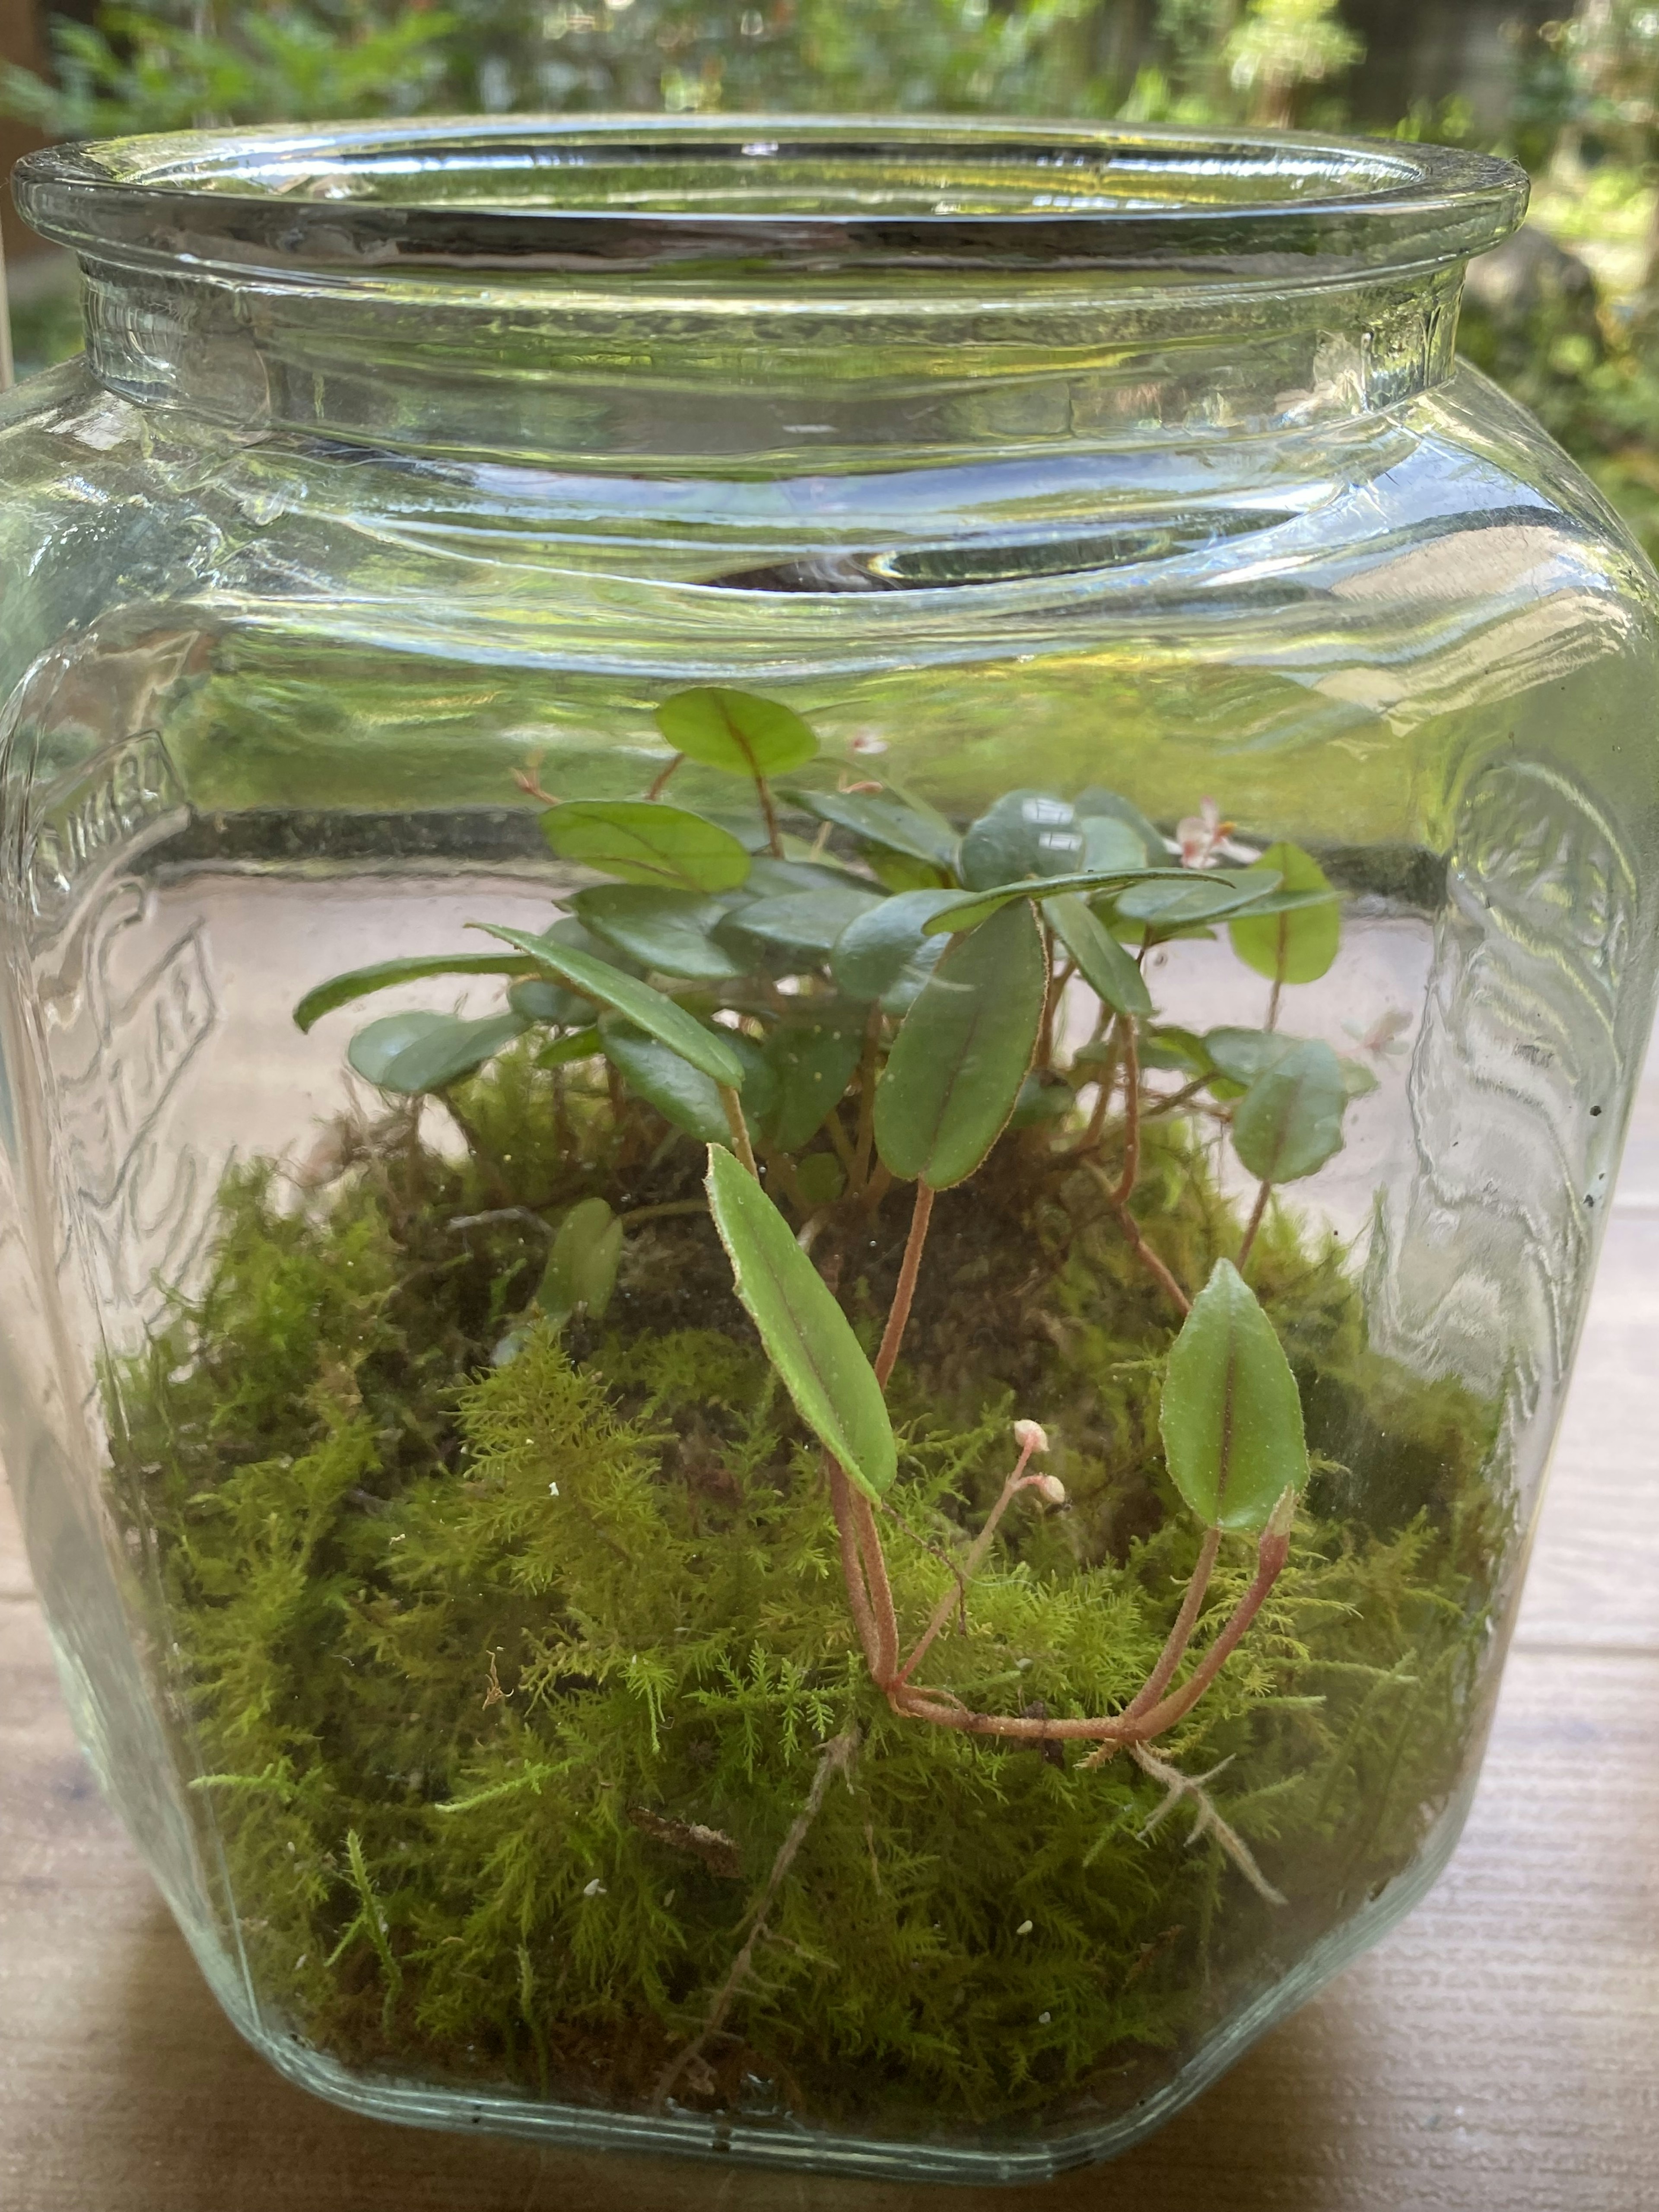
[{"left": 108, "top": 1047, "right": 1502, "bottom": 2138}]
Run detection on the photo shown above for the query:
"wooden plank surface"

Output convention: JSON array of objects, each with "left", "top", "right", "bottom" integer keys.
[{"left": 6, "top": 1057, "right": 1659, "bottom": 2212}]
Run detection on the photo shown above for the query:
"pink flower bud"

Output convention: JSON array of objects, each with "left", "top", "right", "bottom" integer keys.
[
  {"left": 1033, "top": 1474, "right": 1067, "bottom": 1506},
  {"left": 1013, "top": 1418, "right": 1049, "bottom": 1455}
]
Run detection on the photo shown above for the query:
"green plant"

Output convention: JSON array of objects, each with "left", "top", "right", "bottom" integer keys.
[
  {"left": 291, "top": 688, "right": 1391, "bottom": 1904},
  {"left": 105, "top": 693, "right": 1500, "bottom": 2124}
]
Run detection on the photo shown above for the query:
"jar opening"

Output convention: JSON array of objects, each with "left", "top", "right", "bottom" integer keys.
[{"left": 16, "top": 116, "right": 1525, "bottom": 279}]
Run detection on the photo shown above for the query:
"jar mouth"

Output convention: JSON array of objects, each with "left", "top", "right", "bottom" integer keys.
[{"left": 14, "top": 114, "right": 1526, "bottom": 281}]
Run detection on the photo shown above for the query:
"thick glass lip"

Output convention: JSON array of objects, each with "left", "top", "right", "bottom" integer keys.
[{"left": 13, "top": 115, "right": 1526, "bottom": 282}]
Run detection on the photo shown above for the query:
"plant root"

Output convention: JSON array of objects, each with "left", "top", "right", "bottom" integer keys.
[
  {"left": 1128, "top": 1742, "right": 1285, "bottom": 1907},
  {"left": 651, "top": 1728, "right": 861, "bottom": 2110}
]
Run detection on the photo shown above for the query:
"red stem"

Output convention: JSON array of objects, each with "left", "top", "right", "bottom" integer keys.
[
  {"left": 874, "top": 1181, "right": 934, "bottom": 1391},
  {"left": 1118, "top": 1525, "right": 1221, "bottom": 1724},
  {"left": 1237, "top": 1179, "right": 1272, "bottom": 1272}
]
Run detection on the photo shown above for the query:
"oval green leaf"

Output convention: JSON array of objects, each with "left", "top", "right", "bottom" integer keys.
[
  {"left": 764, "top": 1023, "right": 864, "bottom": 1152},
  {"left": 598, "top": 1017, "right": 731, "bottom": 1145},
  {"left": 782, "top": 785, "right": 960, "bottom": 870},
  {"left": 705, "top": 1145, "right": 896, "bottom": 1501},
  {"left": 874, "top": 897, "right": 1048, "bottom": 1190},
  {"left": 1204, "top": 1027, "right": 1297, "bottom": 1088},
  {"left": 831, "top": 888, "right": 958, "bottom": 1005},
  {"left": 727, "top": 884, "right": 887, "bottom": 955},
  {"left": 1074, "top": 787, "right": 1166, "bottom": 865},
  {"left": 1046, "top": 892, "right": 1154, "bottom": 1018},
  {"left": 655, "top": 687, "right": 820, "bottom": 779},
  {"left": 509, "top": 976, "right": 593, "bottom": 1026},
  {"left": 958, "top": 789, "right": 1084, "bottom": 891},
  {"left": 295, "top": 953, "right": 533, "bottom": 1034},
  {"left": 1227, "top": 843, "right": 1341, "bottom": 985},
  {"left": 346, "top": 1010, "right": 527, "bottom": 1096},
  {"left": 538, "top": 1197, "right": 624, "bottom": 1327},
  {"left": 572, "top": 885, "right": 746, "bottom": 981},
  {"left": 1231, "top": 1039, "right": 1348, "bottom": 1185},
  {"left": 473, "top": 924, "right": 745, "bottom": 1088},
  {"left": 1160, "top": 1258, "right": 1310, "bottom": 1532},
  {"left": 543, "top": 801, "right": 751, "bottom": 893}
]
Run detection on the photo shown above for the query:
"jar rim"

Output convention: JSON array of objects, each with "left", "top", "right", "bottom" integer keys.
[{"left": 13, "top": 114, "right": 1526, "bottom": 282}]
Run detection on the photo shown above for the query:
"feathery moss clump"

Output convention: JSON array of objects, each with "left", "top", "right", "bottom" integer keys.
[{"left": 108, "top": 1043, "right": 1501, "bottom": 2140}]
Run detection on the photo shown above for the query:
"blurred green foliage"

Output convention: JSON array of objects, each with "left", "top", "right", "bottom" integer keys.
[{"left": 9, "top": 0, "right": 1659, "bottom": 566}]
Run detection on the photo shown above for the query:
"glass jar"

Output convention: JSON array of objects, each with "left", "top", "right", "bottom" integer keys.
[{"left": 2, "top": 119, "right": 1653, "bottom": 2183}]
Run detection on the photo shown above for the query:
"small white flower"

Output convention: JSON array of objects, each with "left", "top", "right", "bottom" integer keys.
[
  {"left": 548, "top": 1481, "right": 560, "bottom": 1497},
  {"left": 582, "top": 1877, "right": 607, "bottom": 1898},
  {"left": 1038, "top": 2010, "right": 1052, "bottom": 2024},
  {"left": 1033, "top": 1474, "right": 1067, "bottom": 1507},
  {"left": 1172, "top": 796, "right": 1257, "bottom": 870},
  {"left": 1344, "top": 1007, "right": 1412, "bottom": 1059},
  {"left": 1013, "top": 1418, "right": 1049, "bottom": 1455},
  {"left": 1016, "top": 1918, "right": 1034, "bottom": 1936}
]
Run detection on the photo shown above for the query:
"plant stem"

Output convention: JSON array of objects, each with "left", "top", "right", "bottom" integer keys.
[
  {"left": 825, "top": 1457, "right": 885, "bottom": 1675},
  {"left": 1117, "top": 1526, "right": 1221, "bottom": 1723},
  {"left": 822, "top": 1103, "right": 861, "bottom": 1187},
  {"left": 1111, "top": 1018, "right": 1142, "bottom": 1207},
  {"left": 645, "top": 752, "right": 683, "bottom": 802},
  {"left": 1091, "top": 1166, "right": 1191, "bottom": 1318},
  {"left": 755, "top": 772, "right": 784, "bottom": 858},
  {"left": 874, "top": 1181, "right": 935, "bottom": 1390},
  {"left": 718, "top": 1086, "right": 760, "bottom": 1179},
  {"left": 1265, "top": 973, "right": 1284, "bottom": 1033},
  {"left": 1237, "top": 1179, "right": 1273, "bottom": 1271},
  {"left": 651, "top": 1728, "right": 860, "bottom": 2110},
  {"left": 620, "top": 1199, "right": 709, "bottom": 1227},
  {"left": 894, "top": 1431, "right": 1042, "bottom": 1689},
  {"left": 1120, "top": 1514, "right": 1294, "bottom": 1741},
  {"left": 853, "top": 1003, "right": 883, "bottom": 1188}
]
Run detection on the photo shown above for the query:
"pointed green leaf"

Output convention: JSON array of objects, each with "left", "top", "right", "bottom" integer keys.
[
  {"left": 572, "top": 886, "right": 745, "bottom": 981},
  {"left": 1114, "top": 869, "right": 1282, "bottom": 932},
  {"left": 542, "top": 801, "right": 751, "bottom": 893},
  {"left": 921, "top": 865, "right": 1185, "bottom": 936},
  {"left": 726, "top": 884, "right": 886, "bottom": 955},
  {"left": 655, "top": 688, "right": 820, "bottom": 779},
  {"left": 295, "top": 953, "right": 532, "bottom": 1033},
  {"left": 1047, "top": 892, "right": 1154, "bottom": 1018},
  {"left": 1231, "top": 1039, "right": 1348, "bottom": 1184},
  {"left": 598, "top": 1017, "right": 731, "bottom": 1144},
  {"left": 474, "top": 925, "right": 745, "bottom": 1088},
  {"left": 705, "top": 1146, "right": 896, "bottom": 1500},
  {"left": 538, "top": 1198, "right": 623, "bottom": 1327},
  {"left": 782, "top": 785, "right": 960, "bottom": 870},
  {"left": 874, "top": 898, "right": 1047, "bottom": 1190},
  {"left": 764, "top": 1024, "right": 864, "bottom": 1151},
  {"left": 1227, "top": 843, "right": 1341, "bottom": 985},
  {"left": 1074, "top": 787, "right": 1166, "bottom": 865},
  {"left": 868, "top": 850, "right": 953, "bottom": 893},
  {"left": 959, "top": 789, "right": 1084, "bottom": 890},
  {"left": 346, "top": 1010, "right": 527, "bottom": 1096},
  {"left": 831, "top": 888, "right": 957, "bottom": 1005},
  {"left": 1160, "top": 1259, "right": 1309, "bottom": 1532}
]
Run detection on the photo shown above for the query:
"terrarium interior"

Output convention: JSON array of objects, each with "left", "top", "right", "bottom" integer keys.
[{"left": 1, "top": 118, "right": 1656, "bottom": 2183}]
